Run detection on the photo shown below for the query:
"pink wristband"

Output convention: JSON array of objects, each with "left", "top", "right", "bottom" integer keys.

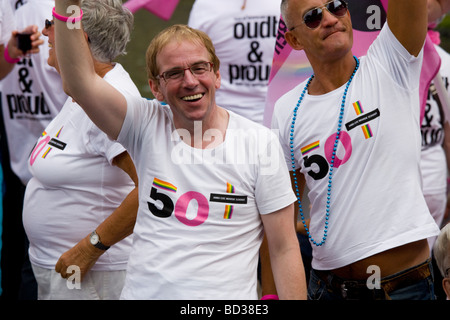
[
  {"left": 52, "top": 7, "right": 83, "bottom": 23},
  {"left": 3, "top": 44, "right": 20, "bottom": 64},
  {"left": 261, "top": 294, "right": 279, "bottom": 300}
]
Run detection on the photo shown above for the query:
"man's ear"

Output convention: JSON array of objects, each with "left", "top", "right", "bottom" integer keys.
[
  {"left": 214, "top": 69, "right": 221, "bottom": 90},
  {"left": 285, "top": 30, "right": 304, "bottom": 50},
  {"left": 149, "top": 79, "right": 164, "bottom": 101},
  {"left": 443, "top": 278, "right": 450, "bottom": 300}
]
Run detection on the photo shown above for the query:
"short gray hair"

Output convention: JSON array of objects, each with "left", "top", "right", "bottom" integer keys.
[
  {"left": 81, "top": 0, "right": 134, "bottom": 63},
  {"left": 280, "top": 0, "right": 293, "bottom": 30},
  {"left": 433, "top": 223, "right": 450, "bottom": 277}
]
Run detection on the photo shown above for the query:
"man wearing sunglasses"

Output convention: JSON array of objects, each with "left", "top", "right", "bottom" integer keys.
[{"left": 271, "top": 0, "right": 441, "bottom": 299}]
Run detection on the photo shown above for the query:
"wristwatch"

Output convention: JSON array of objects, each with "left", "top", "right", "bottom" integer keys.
[{"left": 90, "top": 230, "right": 110, "bottom": 250}]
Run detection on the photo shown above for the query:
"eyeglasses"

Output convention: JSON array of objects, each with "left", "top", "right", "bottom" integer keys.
[
  {"left": 156, "top": 61, "right": 214, "bottom": 82},
  {"left": 290, "top": 0, "right": 348, "bottom": 31},
  {"left": 446, "top": 267, "right": 450, "bottom": 278},
  {"left": 45, "top": 19, "right": 54, "bottom": 29}
]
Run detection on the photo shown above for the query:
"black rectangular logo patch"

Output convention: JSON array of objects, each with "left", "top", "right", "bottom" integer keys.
[
  {"left": 48, "top": 138, "right": 67, "bottom": 150},
  {"left": 345, "top": 109, "right": 380, "bottom": 131},
  {"left": 210, "top": 193, "right": 248, "bottom": 204}
]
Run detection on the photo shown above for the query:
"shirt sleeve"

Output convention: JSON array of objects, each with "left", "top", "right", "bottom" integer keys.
[
  {"left": 86, "top": 121, "right": 127, "bottom": 166},
  {"left": 117, "top": 95, "right": 162, "bottom": 158},
  {"left": 366, "top": 22, "right": 424, "bottom": 91},
  {"left": 0, "top": 0, "right": 15, "bottom": 45},
  {"left": 254, "top": 129, "right": 296, "bottom": 215}
]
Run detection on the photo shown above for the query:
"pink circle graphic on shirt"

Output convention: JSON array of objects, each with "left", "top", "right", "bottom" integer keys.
[
  {"left": 29, "top": 135, "right": 51, "bottom": 166},
  {"left": 175, "top": 191, "right": 209, "bottom": 227},
  {"left": 324, "top": 131, "right": 352, "bottom": 168}
]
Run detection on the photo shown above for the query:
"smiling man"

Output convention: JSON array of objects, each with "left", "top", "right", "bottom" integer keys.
[
  {"left": 52, "top": 0, "right": 307, "bottom": 300},
  {"left": 145, "top": 32, "right": 228, "bottom": 148},
  {"left": 271, "top": 0, "right": 440, "bottom": 300}
]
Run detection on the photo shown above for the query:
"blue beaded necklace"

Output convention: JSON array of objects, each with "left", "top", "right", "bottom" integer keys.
[{"left": 290, "top": 56, "right": 359, "bottom": 247}]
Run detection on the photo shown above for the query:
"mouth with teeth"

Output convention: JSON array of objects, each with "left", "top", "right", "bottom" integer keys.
[{"left": 182, "top": 93, "right": 204, "bottom": 102}]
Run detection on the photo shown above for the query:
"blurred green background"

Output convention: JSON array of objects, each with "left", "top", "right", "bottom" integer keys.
[
  {"left": 438, "top": 15, "right": 450, "bottom": 51},
  {"left": 117, "top": 0, "right": 196, "bottom": 98},
  {"left": 117, "top": 0, "right": 450, "bottom": 99}
]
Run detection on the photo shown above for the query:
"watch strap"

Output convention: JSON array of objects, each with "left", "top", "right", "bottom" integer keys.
[{"left": 90, "top": 231, "right": 110, "bottom": 250}]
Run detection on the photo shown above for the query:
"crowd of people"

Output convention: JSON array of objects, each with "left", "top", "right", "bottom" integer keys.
[{"left": 0, "top": 0, "right": 449, "bottom": 301}]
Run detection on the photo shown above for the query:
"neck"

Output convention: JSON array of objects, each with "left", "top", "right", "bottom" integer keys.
[
  {"left": 94, "top": 60, "right": 114, "bottom": 78},
  {"left": 177, "top": 106, "right": 229, "bottom": 149},
  {"left": 308, "top": 53, "right": 357, "bottom": 95}
]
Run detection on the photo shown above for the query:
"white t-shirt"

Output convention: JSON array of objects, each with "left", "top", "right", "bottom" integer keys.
[
  {"left": 420, "top": 45, "right": 450, "bottom": 235},
  {"left": 272, "top": 24, "right": 440, "bottom": 270},
  {"left": 0, "top": 0, "right": 15, "bottom": 45},
  {"left": 420, "top": 45, "right": 450, "bottom": 197},
  {"left": 117, "top": 97, "right": 296, "bottom": 299},
  {"left": 9, "top": 0, "right": 28, "bottom": 10},
  {"left": 188, "top": 0, "right": 281, "bottom": 124},
  {"left": 0, "top": 0, "right": 67, "bottom": 185},
  {"left": 23, "top": 63, "right": 140, "bottom": 271}
]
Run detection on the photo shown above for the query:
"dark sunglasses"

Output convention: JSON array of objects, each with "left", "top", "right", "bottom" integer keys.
[
  {"left": 45, "top": 19, "right": 54, "bottom": 29},
  {"left": 290, "top": 0, "right": 348, "bottom": 31}
]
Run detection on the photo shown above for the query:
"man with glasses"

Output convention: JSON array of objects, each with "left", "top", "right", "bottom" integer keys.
[
  {"left": 271, "top": 0, "right": 440, "bottom": 299},
  {"left": 51, "top": 0, "right": 307, "bottom": 300}
]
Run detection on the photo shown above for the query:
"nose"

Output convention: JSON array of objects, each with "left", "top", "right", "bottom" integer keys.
[
  {"left": 321, "top": 8, "right": 339, "bottom": 27},
  {"left": 182, "top": 68, "right": 199, "bottom": 86}
]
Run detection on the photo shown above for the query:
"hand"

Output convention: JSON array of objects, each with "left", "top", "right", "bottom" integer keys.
[
  {"left": 55, "top": 236, "right": 104, "bottom": 282},
  {"left": 7, "top": 24, "right": 44, "bottom": 58},
  {"left": 428, "top": 0, "right": 450, "bottom": 23}
]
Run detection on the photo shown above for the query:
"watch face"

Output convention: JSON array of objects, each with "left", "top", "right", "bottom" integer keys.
[{"left": 90, "top": 233, "right": 99, "bottom": 245}]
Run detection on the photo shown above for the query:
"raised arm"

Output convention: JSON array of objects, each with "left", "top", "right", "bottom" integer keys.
[
  {"left": 54, "top": 0, "right": 127, "bottom": 140},
  {"left": 387, "top": 0, "right": 428, "bottom": 57}
]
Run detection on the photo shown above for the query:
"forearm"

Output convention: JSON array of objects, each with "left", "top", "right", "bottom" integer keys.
[
  {"left": 97, "top": 151, "right": 139, "bottom": 245},
  {"left": 54, "top": 0, "right": 95, "bottom": 98},
  {"left": 262, "top": 205, "right": 307, "bottom": 300},
  {"left": 95, "top": 187, "right": 138, "bottom": 247},
  {"left": 70, "top": 187, "right": 137, "bottom": 262},
  {"left": 0, "top": 45, "right": 16, "bottom": 80},
  {"left": 260, "top": 172, "right": 307, "bottom": 298},
  {"left": 55, "top": 188, "right": 138, "bottom": 279},
  {"left": 259, "top": 234, "right": 277, "bottom": 297},
  {"left": 268, "top": 240, "right": 307, "bottom": 300}
]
